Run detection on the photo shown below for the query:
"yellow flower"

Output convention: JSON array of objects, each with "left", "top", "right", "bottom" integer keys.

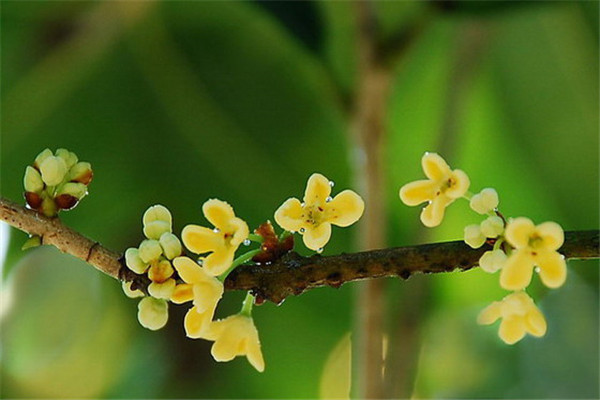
[
  {"left": 182, "top": 199, "right": 249, "bottom": 276},
  {"left": 399, "top": 152, "right": 470, "bottom": 227},
  {"left": 500, "top": 217, "right": 566, "bottom": 290},
  {"left": 205, "top": 314, "right": 265, "bottom": 372},
  {"left": 477, "top": 291, "right": 547, "bottom": 344},
  {"left": 137, "top": 297, "right": 169, "bottom": 331},
  {"left": 274, "top": 173, "right": 364, "bottom": 251},
  {"left": 171, "top": 256, "right": 224, "bottom": 339}
]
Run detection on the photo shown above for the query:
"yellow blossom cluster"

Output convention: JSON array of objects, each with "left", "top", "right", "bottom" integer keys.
[{"left": 399, "top": 152, "right": 567, "bottom": 345}]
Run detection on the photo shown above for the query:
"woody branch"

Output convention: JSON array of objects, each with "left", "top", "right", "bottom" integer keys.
[{"left": 1, "top": 197, "right": 598, "bottom": 304}]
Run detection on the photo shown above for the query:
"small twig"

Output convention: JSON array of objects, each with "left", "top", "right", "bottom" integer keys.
[{"left": 1, "top": 197, "right": 598, "bottom": 304}]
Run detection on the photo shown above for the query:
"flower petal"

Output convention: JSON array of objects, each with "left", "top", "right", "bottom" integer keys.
[
  {"left": 422, "top": 152, "right": 451, "bottom": 181},
  {"left": 477, "top": 302, "right": 502, "bottom": 325},
  {"left": 274, "top": 198, "right": 305, "bottom": 232},
  {"left": 229, "top": 217, "right": 250, "bottom": 247},
  {"left": 525, "top": 307, "right": 547, "bottom": 337},
  {"left": 399, "top": 180, "right": 437, "bottom": 206},
  {"left": 203, "top": 248, "right": 235, "bottom": 276},
  {"left": 420, "top": 196, "right": 451, "bottom": 228},
  {"left": 303, "top": 223, "right": 332, "bottom": 251},
  {"left": 182, "top": 225, "right": 223, "bottom": 254},
  {"left": 536, "top": 251, "right": 567, "bottom": 289},
  {"left": 303, "top": 173, "right": 331, "bottom": 206},
  {"left": 325, "top": 190, "right": 365, "bottom": 227},
  {"left": 184, "top": 306, "right": 214, "bottom": 339},
  {"left": 171, "top": 283, "right": 195, "bottom": 304},
  {"left": 536, "top": 221, "right": 564, "bottom": 251},
  {"left": 203, "top": 199, "right": 236, "bottom": 231},
  {"left": 172, "top": 256, "right": 213, "bottom": 284},
  {"left": 192, "top": 280, "right": 224, "bottom": 313},
  {"left": 498, "top": 316, "right": 526, "bottom": 344},
  {"left": 246, "top": 334, "right": 265, "bottom": 372},
  {"left": 444, "top": 169, "right": 470, "bottom": 199},
  {"left": 500, "top": 250, "right": 534, "bottom": 290},
  {"left": 505, "top": 217, "right": 536, "bottom": 249}
]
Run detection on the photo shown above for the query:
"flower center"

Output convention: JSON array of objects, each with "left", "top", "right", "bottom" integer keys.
[{"left": 304, "top": 204, "right": 325, "bottom": 226}]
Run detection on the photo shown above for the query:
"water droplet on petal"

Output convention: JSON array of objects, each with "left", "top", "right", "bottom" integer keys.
[
  {"left": 301, "top": 202, "right": 305, "bottom": 207},
  {"left": 243, "top": 239, "right": 251, "bottom": 246},
  {"left": 326, "top": 196, "right": 332, "bottom": 203},
  {"left": 329, "top": 181, "right": 335, "bottom": 187},
  {"left": 299, "top": 228, "right": 306, "bottom": 234},
  {"left": 197, "top": 258, "right": 204, "bottom": 266},
  {"left": 317, "top": 247, "right": 324, "bottom": 253},
  {"left": 290, "top": 231, "right": 296, "bottom": 234},
  {"left": 213, "top": 228, "right": 220, "bottom": 233},
  {"left": 534, "top": 266, "right": 541, "bottom": 273}
]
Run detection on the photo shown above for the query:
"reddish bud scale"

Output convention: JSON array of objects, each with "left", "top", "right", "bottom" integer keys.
[
  {"left": 24, "top": 192, "right": 43, "bottom": 209},
  {"left": 55, "top": 194, "right": 79, "bottom": 210},
  {"left": 251, "top": 221, "right": 294, "bottom": 264}
]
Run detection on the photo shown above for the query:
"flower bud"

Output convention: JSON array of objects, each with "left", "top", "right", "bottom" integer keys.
[
  {"left": 56, "top": 148, "right": 78, "bottom": 169},
  {"left": 138, "top": 240, "right": 163, "bottom": 263},
  {"left": 470, "top": 188, "right": 499, "bottom": 215},
  {"left": 148, "top": 259, "right": 174, "bottom": 283},
  {"left": 143, "top": 205, "right": 172, "bottom": 226},
  {"left": 34, "top": 148, "right": 53, "bottom": 168},
  {"left": 480, "top": 216, "right": 504, "bottom": 238},
  {"left": 464, "top": 224, "right": 486, "bottom": 249},
  {"left": 40, "top": 195, "right": 58, "bottom": 217},
  {"left": 56, "top": 182, "right": 88, "bottom": 199},
  {"left": 479, "top": 250, "right": 507, "bottom": 273},
  {"left": 122, "top": 281, "right": 144, "bottom": 298},
  {"left": 68, "top": 162, "right": 93, "bottom": 185},
  {"left": 39, "top": 156, "right": 67, "bottom": 186},
  {"left": 148, "top": 278, "right": 176, "bottom": 299},
  {"left": 137, "top": 297, "right": 168, "bottom": 330},
  {"left": 143, "top": 221, "right": 171, "bottom": 240},
  {"left": 159, "top": 232, "right": 182, "bottom": 260},
  {"left": 24, "top": 166, "right": 44, "bottom": 193},
  {"left": 125, "top": 248, "right": 149, "bottom": 274}
]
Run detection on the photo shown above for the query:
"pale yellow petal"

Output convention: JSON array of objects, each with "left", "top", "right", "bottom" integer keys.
[
  {"left": 303, "top": 173, "right": 331, "bottom": 205},
  {"left": 142, "top": 204, "right": 172, "bottom": 226},
  {"left": 192, "top": 280, "right": 224, "bottom": 313},
  {"left": 203, "top": 199, "right": 236, "bottom": 231},
  {"left": 505, "top": 217, "right": 536, "bottom": 249},
  {"left": 325, "top": 190, "right": 365, "bottom": 227},
  {"left": 184, "top": 306, "right": 214, "bottom": 339},
  {"left": 525, "top": 307, "right": 547, "bottom": 337},
  {"left": 172, "top": 256, "right": 213, "bottom": 284},
  {"left": 420, "top": 196, "right": 451, "bottom": 228},
  {"left": 303, "top": 223, "right": 332, "bottom": 251},
  {"left": 182, "top": 225, "right": 223, "bottom": 254},
  {"left": 229, "top": 217, "right": 250, "bottom": 247},
  {"left": 536, "top": 251, "right": 567, "bottom": 289},
  {"left": 170, "top": 283, "right": 195, "bottom": 304},
  {"left": 399, "top": 180, "right": 437, "bottom": 206},
  {"left": 500, "top": 250, "right": 534, "bottom": 290},
  {"left": 536, "top": 221, "right": 564, "bottom": 251},
  {"left": 422, "top": 152, "right": 451, "bottom": 181},
  {"left": 245, "top": 335, "right": 265, "bottom": 372},
  {"left": 203, "top": 248, "right": 235, "bottom": 276},
  {"left": 148, "top": 279, "right": 176, "bottom": 300},
  {"left": 477, "top": 302, "right": 502, "bottom": 325},
  {"left": 498, "top": 316, "right": 526, "bottom": 345},
  {"left": 137, "top": 297, "right": 168, "bottom": 331},
  {"left": 274, "top": 198, "right": 305, "bottom": 232},
  {"left": 444, "top": 169, "right": 470, "bottom": 199}
]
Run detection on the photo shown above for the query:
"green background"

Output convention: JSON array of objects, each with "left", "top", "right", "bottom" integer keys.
[{"left": 1, "top": 1, "right": 598, "bottom": 398}]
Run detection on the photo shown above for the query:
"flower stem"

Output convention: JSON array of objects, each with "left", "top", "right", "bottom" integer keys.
[
  {"left": 247, "top": 233, "right": 264, "bottom": 243},
  {"left": 219, "top": 249, "right": 262, "bottom": 282},
  {"left": 240, "top": 291, "right": 254, "bottom": 316}
]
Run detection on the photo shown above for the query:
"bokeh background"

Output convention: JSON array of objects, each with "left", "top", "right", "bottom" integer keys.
[{"left": 1, "top": 1, "right": 598, "bottom": 398}]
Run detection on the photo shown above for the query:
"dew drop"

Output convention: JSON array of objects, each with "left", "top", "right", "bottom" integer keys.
[
  {"left": 301, "top": 202, "right": 305, "bottom": 207},
  {"left": 326, "top": 196, "right": 333, "bottom": 203},
  {"left": 534, "top": 266, "right": 541, "bottom": 273},
  {"left": 329, "top": 181, "right": 335, "bottom": 187},
  {"left": 299, "top": 228, "right": 306, "bottom": 234},
  {"left": 317, "top": 247, "right": 324, "bottom": 254},
  {"left": 243, "top": 239, "right": 251, "bottom": 246},
  {"left": 197, "top": 259, "right": 203, "bottom": 266},
  {"left": 213, "top": 228, "right": 220, "bottom": 233}
]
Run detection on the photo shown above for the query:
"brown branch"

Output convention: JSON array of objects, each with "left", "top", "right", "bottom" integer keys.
[{"left": 2, "top": 197, "right": 598, "bottom": 304}]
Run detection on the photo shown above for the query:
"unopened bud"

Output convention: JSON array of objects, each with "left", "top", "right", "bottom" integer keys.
[
  {"left": 159, "top": 232, "right": 182, "bottom": 260},
  {"left": 125, "top": 248, "right": 149, "bottom": 274},
  {"left": 56, "top": 148, "right": 78, "bottom": 169},
  {"left": 143, "top": 221, "right": 171, "bottom": 240},
  {"left": 148, "top": 278, "right": 176, "bottom": 299},
  {"left": 40, "top": 195, "right": 58, "bottom": 217},
  {"left": 57, "top": 182, "right": 88, "bottom": 199},
  {"left": 122, "top": 281, "right": 144, "bottom": 298},
  {"left": 470, "top": 188, "right": 499, "bottom": 215},
  {"left": 138, "top": 239, "right": 163, "bottom": 263},
  {"left": 143, "top": 205, "right": 172, "bottom": 226},
  {"left": 68, "top": 162, "right": 93, "bottom": 185},
  {"left": 34, "top": 148, "right": 53, "bottom": 168},
  {"left": 39, "top": 156, "right": 67, "bottom": 186},
  {"left": 479, "top": 250, "right": 507, "bottom": 273},
  {"left": 464, "top": 224, "right": 486, "bottom": 249},
  {"left": 480, "top": 216, "right": 504, "bottom": 238},
  {"left": 137, "top": 297, "right": 168, "bottom": 330},
  {"left": 24, "top": 166, "right": 44, "bottom": 193},
  {"left": 148, "top": 259, "right": 174, "bottom": 283}
]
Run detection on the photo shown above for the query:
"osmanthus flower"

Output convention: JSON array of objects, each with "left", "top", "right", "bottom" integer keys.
[
  {"left": 137, "top": 297, "right": 169, "bottom": 331},
  {"left": 399, "top": 152, "right": 470, "bottom": 227},
  {"left": 274, "top": 173, "right": 364, "bottom": 251},
  {"left": 477, "top": 291, "right": 547, "bottom": 344},
  {"left": 205, "top": 313, "right": 265, "bottom": 372},
  {"left": 182, "top": 199, "right": 249, "bottom": 276},
  {"left": 171, "top": 256, "right": 224, "bottom": 339},
  {"left": 500, "top": 217, "right": 567, "bottom": 290}
]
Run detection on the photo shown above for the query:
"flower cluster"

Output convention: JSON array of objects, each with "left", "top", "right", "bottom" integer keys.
[
  {"left": 400, "top": 152, "right": 567, "bottom": 344},
  {"left": 23, "top": 148, "right": 93, "bottom": 217},
  {"left": 119, "top": 173, "right": 364, "bottom": 372}
]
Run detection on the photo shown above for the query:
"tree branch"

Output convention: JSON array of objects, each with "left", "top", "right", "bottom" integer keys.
[{"left": 2, "top": 197, "right": 598, "bottom": 304}]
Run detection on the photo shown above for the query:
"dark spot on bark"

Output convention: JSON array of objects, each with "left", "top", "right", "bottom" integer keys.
[
  {"left": 357, "top": 267, "right": 367, "bottom": 275},
  {"left": 399, "top": 269, "right": 411, "bottom": 279},
  {"left": 327, "top": 272, "right": 341, "bottom": 282},
  {"left": 460, "top": 259, "right": 470, "bottom": 267}
]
